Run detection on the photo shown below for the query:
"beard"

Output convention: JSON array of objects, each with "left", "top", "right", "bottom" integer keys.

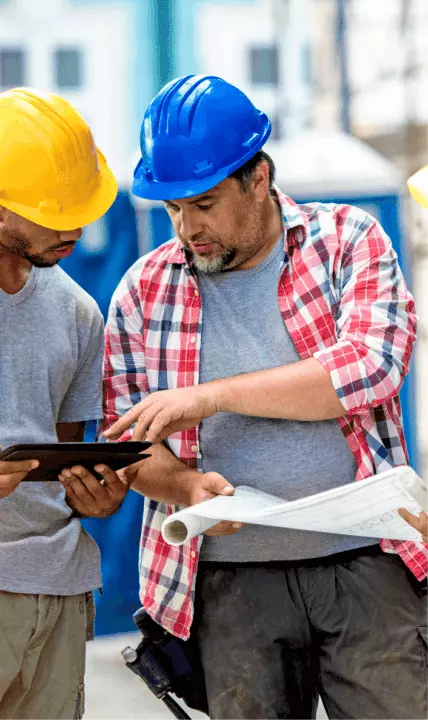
[
  {"left": 190, "top": 247, "right": 237, "bottom": 274},
  {"left": 0, "top": 228, "right": 60, "bottom": 267},
  {"left": 183, "top": 206, "right": 265, "bottom": 275}
]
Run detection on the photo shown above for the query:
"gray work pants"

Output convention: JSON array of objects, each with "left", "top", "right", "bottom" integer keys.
[{"left": 194, "top": 545, "right": 427, "bottom": 719}]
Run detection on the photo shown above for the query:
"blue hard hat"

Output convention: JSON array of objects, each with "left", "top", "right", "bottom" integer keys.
[{"left": 132, "top": 75, "right": 272, "bottom": 201}]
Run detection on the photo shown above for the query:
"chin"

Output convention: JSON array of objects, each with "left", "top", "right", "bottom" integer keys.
[
  {"left": 30, "top": 257, "right": 59, "bottom": 268},
  {"left": 193, "top": 255, "right": 225, "bottom": 274}
]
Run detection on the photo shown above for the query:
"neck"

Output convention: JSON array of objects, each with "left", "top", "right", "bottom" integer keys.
[
  {"left": 236, "top": 191, "right": 283, "bottom": 271},
  {"left": 0, "top": 247, "right": 32, "bottom": 294}
]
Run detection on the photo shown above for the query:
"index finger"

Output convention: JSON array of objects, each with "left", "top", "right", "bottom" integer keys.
[{"left": 103, "top": 405, "right": 146, "bottom": 439}]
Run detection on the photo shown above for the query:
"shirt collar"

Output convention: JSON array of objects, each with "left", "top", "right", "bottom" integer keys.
[{"left": 166, "top": 186, "right": 308, "bottom": 266}]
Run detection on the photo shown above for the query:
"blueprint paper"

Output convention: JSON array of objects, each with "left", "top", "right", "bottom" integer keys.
[{"left": 162, "top": 466, "right": 427, "bottom": 546}]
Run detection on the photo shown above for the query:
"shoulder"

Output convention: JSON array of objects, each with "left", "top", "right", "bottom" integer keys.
[
  {"left": 48, "top": 265, "right": 101, "bottom": 315},
  {"left": 110, "top": 238, "right": 183, "bottom": 312},
  {"left": 45, "top": 266, "right": 103, "bottom": 327},
  {"left": 299, "top": 201, "right": 379, "bottom": 239}
]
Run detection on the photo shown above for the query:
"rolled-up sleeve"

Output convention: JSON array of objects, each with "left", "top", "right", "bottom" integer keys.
[{"left": 313, "top": 216, "right": 417, "bottom": 415}]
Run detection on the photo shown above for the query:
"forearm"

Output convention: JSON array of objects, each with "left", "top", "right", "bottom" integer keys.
[
  {"left": 210, "top": 357, "right": 345, "bottom": 421},
  {"left": 126, "top": 442, "right": 199, "bottom": 504}
]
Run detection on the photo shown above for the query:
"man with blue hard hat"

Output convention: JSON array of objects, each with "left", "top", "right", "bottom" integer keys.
[{"left": 101, "top": 76, "right": 426, "bottom": 718}]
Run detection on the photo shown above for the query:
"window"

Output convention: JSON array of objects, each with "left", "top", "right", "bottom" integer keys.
[
  {"left": 54, "top": 48, "right": 83, "bottom": 89},
  {"left": 249, "top": 45, "right": 279, "bottom": 86},
  {"left": 0, "top": 49, "right": 25, "bottom": 88}
]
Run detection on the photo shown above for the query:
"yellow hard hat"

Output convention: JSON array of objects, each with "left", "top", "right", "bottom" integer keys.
[
  {"left": 407, "top": 165, "right": 428, "bottom": 208},
  {"left": 0, "top": 87, "right": 118, "bottom": 230}
]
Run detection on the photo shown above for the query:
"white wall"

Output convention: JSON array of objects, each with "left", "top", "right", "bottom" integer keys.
[
  {"left": 196, "top": 0, "right": 314, "bottom": 136},
  {"left": 0, "top": 0, "right": 134, "bottom": 183},
  {"left": 348, "top": 0, "right": 428, "bottom": 133}
]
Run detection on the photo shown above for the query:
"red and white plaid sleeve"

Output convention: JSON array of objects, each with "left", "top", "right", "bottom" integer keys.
[{"left": 313, "top": 207, "right": 417, "bottom": 415}]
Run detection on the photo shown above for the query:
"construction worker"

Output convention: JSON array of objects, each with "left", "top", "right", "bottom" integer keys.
[
  {"left": 63, "top": 76, "right": 426, "bottom": 717},
  {"left": 0, "top": 88, "right": 129, "bottom": 719}
]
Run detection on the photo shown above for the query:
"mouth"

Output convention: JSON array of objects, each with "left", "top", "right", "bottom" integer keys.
[
  {"left": 190, "top": 242, "right": 215, "bottom": 255},
  {"left": 52, "top": 244, "right": 77, "bottom": 258}
]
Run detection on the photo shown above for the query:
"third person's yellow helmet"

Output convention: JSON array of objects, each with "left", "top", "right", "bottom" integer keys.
[{"left": 407, "top": 165, "right": 428, "bottom": 208}]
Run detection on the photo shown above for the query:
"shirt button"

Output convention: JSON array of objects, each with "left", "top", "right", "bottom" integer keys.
[
  {"left": 191, "top": 551, "right": 197, "bottom": 559},
  {"left": 190, "top": 336, "right": 196, "bottom": 344},
  {"left": 191, "top": 444, "right": 198, "bottom": 453}
]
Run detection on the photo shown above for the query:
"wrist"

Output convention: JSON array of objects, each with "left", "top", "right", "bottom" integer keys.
[
  {"left": 173, "top": 465, "right": 201, "bottom": 505},
  {"left": 207, "top": 377, "right": 229, "bottom": 413}
]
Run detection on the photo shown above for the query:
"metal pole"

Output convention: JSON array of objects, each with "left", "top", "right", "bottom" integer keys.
[
  {"left": 336, "top": 0, "right": 351, "bottom": 133},
  {"left": 153, "top": 0, "right": 175, "bottom": 92}
]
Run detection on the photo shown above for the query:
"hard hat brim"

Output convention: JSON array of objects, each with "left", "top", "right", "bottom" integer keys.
[
  {"left": 132, "top": 122, "right": 271, "bottom": 202},
  {"left": 132, "top": 164, "right": 233, "bottom": 201},
  {"left": 407, "top": 165, "right": 428, "bottom": 208},
  {"left": 0, "top": 149, "right": 118, "bottom": 230}
]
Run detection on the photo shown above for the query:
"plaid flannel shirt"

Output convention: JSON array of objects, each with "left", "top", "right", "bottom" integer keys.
[{"left": 103, "top": 189, "right": 425, "bottom": 640}]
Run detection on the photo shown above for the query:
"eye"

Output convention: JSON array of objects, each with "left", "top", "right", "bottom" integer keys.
[
  {"left": 196, "top": 204, "right": 213, "bottom": 211},
  {"left": 166, "top": 203, "right": 180, "bottom": 213}
]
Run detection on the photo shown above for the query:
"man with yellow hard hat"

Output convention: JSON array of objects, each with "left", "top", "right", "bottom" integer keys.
[{"left": 0, "top": 88, "right": 126, "bottom": 719}]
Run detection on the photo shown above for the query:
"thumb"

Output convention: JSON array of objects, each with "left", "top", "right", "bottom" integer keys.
[{"left": 200, "top": 472, "right": 235, "bottom": 500}]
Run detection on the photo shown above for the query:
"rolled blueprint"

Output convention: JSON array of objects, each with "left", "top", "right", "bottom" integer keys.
[{"left": 162, "top": 466, "right": 427, "bottom": 546}]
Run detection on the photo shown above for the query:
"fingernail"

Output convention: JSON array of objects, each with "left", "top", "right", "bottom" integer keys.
[
  {"left": 95, "top": 465, "right": 105, "bottom": 473},
  {"left": 232, "top": 523, "right": 243, "bottom": 529},
  {"left": 222, "top": 486, "right": 234, "bottom": 494},
  {"left": 31, "top": 461, "right": 39, "bottom": 469},
  {"left": 63, "top": 470, "right": 71, "bottom": 478}
]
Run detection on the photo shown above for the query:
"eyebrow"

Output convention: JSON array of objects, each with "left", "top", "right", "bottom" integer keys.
[
  {"left": 188, "top": 193, "right": 218, "bottom": 204},
  {"left": 165, "top": 193, "right": 218, "bottom": 207}
]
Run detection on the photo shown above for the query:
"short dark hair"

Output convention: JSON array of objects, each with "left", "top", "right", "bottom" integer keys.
[{"left": 229, "top": 150, "right": 276, "bottom": 192}]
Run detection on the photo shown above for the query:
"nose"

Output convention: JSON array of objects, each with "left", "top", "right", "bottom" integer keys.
[
  {"left": 59, "top": 228, "right": 83, "bottom": 243},
  {"left": 178, "top": 210, "right": 203, "bottom": 240}
]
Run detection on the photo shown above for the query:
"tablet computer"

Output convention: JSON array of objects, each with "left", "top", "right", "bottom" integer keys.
[{"left": 0, "top": 442, "right": 151, "bottom": 481}]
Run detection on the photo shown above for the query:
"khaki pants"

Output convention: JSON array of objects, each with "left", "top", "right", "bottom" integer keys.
[{"left": 0, "top": 591, "right": 95, "bottom": 720}]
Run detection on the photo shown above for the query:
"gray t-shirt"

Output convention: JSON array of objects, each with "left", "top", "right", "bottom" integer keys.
[
  {"left": 198, "top": 237, "right": 375, "bottom": 562},
  {"left": 0, "top": 265, "right": 103, "bottom": 594}
]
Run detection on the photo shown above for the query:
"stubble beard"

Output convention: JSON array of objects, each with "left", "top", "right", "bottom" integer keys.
[
  {"left": 0, "top": 229, "right": 59, "bottom": 268},
  {"left": 188, "top": 209, "right": 265, "bottom": 275}
]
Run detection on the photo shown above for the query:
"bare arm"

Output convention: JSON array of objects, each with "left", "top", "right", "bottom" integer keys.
[
  {"left": 105, "top": 358, "right": 344, "bottom": 443},
  {"left": 126, "top": 443, "right": 197, "bottom": 503},
  {"left": 211, "top": 357, "right": 344, "bottom": 421},
  {"left": 123, "top": 443, "right": 239, "bottom": 536}
]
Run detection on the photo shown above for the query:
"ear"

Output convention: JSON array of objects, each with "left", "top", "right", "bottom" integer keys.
[
  {"left": 0, "top": 205, "right": 6, "bottom": 228},
  {"left": 251, "top": 160, "right": 270, "bottom": 203}
]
